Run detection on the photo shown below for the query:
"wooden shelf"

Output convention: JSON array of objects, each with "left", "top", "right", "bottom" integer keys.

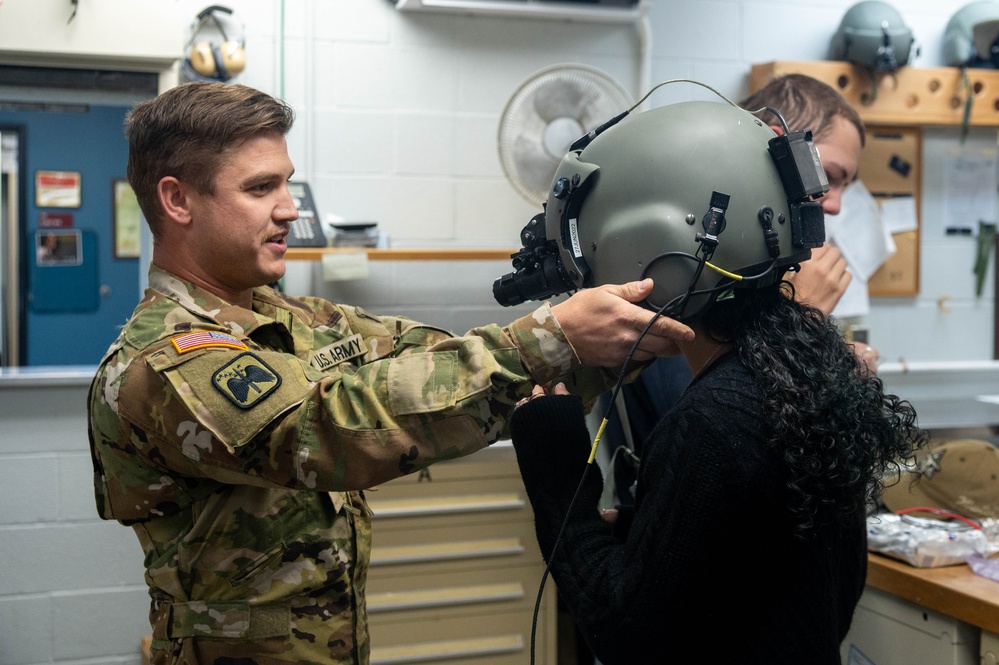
[
  {"left": 752, "top": 61, "right": 999, "bottom": 127},
  {"left": 285, "top": 247, "right": 516, "bottom": 262},
  {"left": 866, "top": 552, "right": 999, "bottom": 635}
]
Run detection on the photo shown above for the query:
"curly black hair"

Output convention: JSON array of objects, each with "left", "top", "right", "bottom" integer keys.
[{"left": 702, "top": 281, "right": 928, "bottom": 536}]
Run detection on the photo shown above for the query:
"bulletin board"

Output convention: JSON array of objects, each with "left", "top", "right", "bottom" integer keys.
[{"left": 861, "top": 126, "right": 921, "bottom": 297}]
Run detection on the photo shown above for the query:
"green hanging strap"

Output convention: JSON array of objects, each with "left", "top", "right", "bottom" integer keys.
[{"left": 974, "top": 220, "right": 996, "bottom": 297}]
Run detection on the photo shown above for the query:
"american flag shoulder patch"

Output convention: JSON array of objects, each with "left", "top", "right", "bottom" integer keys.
[{"left": 171, "top": 330, "right": 248, "bottom": 354}]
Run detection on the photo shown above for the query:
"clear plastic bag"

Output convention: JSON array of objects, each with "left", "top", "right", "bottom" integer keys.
[{"left": 866, "top": 512, "right": 999, "bottom": 568}]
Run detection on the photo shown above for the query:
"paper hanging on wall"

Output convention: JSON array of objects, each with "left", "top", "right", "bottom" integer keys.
[
  {"left": 825, "top": 180, "right": 898, "bottom": 318},
  {"left": 35, "top": 170, "right": 81, "bottom": 208},
  {"left": 321, "top": 251, "right": 370, "bottom": 281},
  {"left": 942, "top": 148, "right": 998, "bottom": 236}
]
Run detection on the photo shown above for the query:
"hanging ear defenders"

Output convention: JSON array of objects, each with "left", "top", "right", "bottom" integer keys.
[{"left": 184, "top": 5, "right": 246, "bottom": 83}]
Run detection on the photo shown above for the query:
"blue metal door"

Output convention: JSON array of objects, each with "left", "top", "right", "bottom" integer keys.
[{"left": 0, "top": 103, "right": 139, "bottom": 366}]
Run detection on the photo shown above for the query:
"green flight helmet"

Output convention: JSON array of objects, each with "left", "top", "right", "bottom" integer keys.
[
  {"left": 537, "top": 101, "right": 827, "bottom": 319},
  {"left": 830, "top": 1, "right": 917, "bottom": 73},
  {"left": 943, "top": 1, "right": 999, "bottom": 68}
]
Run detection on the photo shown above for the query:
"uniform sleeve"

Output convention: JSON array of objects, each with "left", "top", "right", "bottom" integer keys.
[{"left": 101, "top": 302, "right": 616, "bottom": 495}]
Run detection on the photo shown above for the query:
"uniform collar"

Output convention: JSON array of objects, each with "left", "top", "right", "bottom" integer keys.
[{"left": 147, "top": 264, "right": 282, "bottom": 336}]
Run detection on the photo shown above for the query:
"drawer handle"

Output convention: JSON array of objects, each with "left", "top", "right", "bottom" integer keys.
[
  {"left": 370, "top": 537, "right": 525, "bottom": 565},
  {"left": 371, "top": 634, "right": 524, "bottom": 664},
  {"left": 367, "top": 582, "right": 525, "bottom": 612},
  {"left": 369, "top": 493, "right": 525, "bottom": 518}
]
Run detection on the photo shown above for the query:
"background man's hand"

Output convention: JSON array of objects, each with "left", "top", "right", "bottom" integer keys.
[
  {"left": 551, "top": 279, "right": 693, "bottom": 368},
  {"left": 786, "top": 244, "right": 851, "bottom": 316},
  {"left": 851, "top": 341, "right": 880, "bottom": 374}
]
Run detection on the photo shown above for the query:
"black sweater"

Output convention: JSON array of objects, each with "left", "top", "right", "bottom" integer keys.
[{"left": 509, "top": 353, "right": 866, "bottom": 665}]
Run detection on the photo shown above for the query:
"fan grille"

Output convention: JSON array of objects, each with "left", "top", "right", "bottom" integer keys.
[{"left": 498, "top": 64, "right": 632, "bottom": 205}]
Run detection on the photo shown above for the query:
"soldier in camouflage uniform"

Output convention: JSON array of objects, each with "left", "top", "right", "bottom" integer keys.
[{"left": 87, "top": 82, "right": 692, "bottom": 664}]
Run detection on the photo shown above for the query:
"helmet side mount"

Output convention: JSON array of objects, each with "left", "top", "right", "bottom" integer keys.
[
  {"left": 491, "top": 154, "right": 599, "bottom": 306},
  {"left": 767, "top": 129, "right": 828, "bottom": 250}
]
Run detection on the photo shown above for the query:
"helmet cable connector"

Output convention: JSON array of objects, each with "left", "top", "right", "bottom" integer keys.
[
  {"left": 758, "top": 206, "right": 782, "bottom": 259},
  {"left": 695, "top": 191, "right": 730, "bottom": 255},
  {"left": 569, "top": 110, "right": 631, "bottom": 152}
]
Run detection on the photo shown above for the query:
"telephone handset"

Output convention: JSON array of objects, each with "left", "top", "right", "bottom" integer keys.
[{"left": 286, "top": 181, "right": 327, "bottom": 247}]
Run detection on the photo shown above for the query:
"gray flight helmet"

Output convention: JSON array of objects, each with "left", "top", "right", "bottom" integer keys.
[
  {"left": 830, "top": 1, "right": 917, "bottom": 73},
  {"left": 539, "top": 101, "right": 826, "bottom": 320},
  {"left": 943, "top": 1, "right": 999, "bottom": 68}
]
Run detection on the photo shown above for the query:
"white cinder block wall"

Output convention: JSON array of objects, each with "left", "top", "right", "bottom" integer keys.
[
  {"left": 0, "top": 1, "right": 990, "bottom": 663},
  {"left": 249, "top": 0, "right": 993, "bottom": 364}
]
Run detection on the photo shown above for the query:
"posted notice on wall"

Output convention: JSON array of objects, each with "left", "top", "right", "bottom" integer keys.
[{"left": 942, "top": 148, "right": 998, "bottom": 236}]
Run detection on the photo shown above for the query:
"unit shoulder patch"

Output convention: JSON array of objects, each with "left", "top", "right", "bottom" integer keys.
[
  {"left": 172, "top": 330, "right": 248, "bottom": 354},
  {"left": 212, "top": 352, "right": 281, "bottom": 409}
]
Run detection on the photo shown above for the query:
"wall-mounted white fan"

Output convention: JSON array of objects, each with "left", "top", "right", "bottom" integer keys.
[{"left": 498, "top": 64, "right": 633, "bottom": 206}]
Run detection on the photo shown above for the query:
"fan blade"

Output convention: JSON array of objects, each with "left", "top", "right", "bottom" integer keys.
[
  {"left": 511, "top": 135, "right": 559, "bottom": 201},
  {"left": 532, "top": 77, "right": 602, "bottom": 123},
  {"left": 498, "top": 65, "right": 633, "bottom": 204}
]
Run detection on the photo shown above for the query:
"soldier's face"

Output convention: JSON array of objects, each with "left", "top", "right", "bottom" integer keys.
[{"left": 187, "top": 133, "right": 299, "bottom": 297}]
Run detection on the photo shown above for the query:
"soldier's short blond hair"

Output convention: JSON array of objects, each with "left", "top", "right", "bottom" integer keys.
[{"left": 125, "top": 82, "right": 295, "bottom": 236}]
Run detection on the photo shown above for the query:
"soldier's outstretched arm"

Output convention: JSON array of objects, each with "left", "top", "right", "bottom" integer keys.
[{"left": 91, "top": 294, "right": 629, "bottom": 503}]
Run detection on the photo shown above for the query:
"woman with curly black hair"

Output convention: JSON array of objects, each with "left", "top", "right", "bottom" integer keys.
[{"left": 509, "top": 278, "right": 926, "bottom": 665}]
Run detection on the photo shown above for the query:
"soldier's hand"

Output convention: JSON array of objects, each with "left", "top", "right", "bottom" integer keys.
[{"left": 551, "top": 279, "right": 693, "bottom": 368}]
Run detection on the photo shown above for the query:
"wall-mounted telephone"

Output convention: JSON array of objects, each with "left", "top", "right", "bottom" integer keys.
[{"left": 287, "top": 181, "right": 327, "bottom": 247}]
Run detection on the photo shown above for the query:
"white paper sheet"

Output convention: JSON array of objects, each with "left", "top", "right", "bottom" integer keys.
[
  {"left": 879, "top": 196, "right": 918, "bottom": 234},
  {"left": 831, "top": 273, "right": 870, "bottom": 318},
  {"left": 321, "top": 251, "right": 370, "bottom": 281},
  {"left": 824, "top": 180, "right": 897, "bottom": 319},
  {"left": 943, "top": 148, "right": 999, "bottom": 236},
  {"left": 830, "top": 179, "right": 897, "bottom": 280}
]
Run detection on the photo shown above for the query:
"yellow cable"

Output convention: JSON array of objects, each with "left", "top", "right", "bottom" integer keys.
[
  {"left": 588, "top": 417, "right": 609, "bottom": 464},
  {"left": 705, "top": 261, "right": 743, "bottom": 281}
]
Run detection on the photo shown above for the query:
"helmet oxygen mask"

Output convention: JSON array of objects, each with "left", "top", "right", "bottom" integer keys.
[{"left": 493, "top": 80, "right": 829, "bottom": 322}]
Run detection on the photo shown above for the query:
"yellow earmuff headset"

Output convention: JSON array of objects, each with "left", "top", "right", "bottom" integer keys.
[{"left": 184, "top": 5, "right": 246, "bottom": 83}]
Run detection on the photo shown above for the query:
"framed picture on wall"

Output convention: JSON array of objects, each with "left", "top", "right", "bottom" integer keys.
[
  {"left": 113, "top": 178, "right": 141, "bottom": 259},
  {"left": 36, "top": 170, "right": 82, "bottom": 208},
  {"left": 35, "top": 228, "right": 82, "bottom": 267}
]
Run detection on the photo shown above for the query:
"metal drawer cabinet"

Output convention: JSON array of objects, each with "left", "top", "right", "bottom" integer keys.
[{"left": 366, "top": 443, "right": 556, "bottom": 665}]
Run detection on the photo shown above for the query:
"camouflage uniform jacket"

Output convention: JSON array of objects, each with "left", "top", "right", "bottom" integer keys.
[{"left": 87, "top": 265, "right": 613, "bottom": 665}]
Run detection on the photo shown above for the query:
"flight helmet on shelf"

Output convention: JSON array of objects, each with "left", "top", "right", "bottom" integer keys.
[
  {"left": 830, "top": 1, "right": 917, "bottom": 74},
  {"left": 943, "top": 1, "right": 999, "bottom": 68}
]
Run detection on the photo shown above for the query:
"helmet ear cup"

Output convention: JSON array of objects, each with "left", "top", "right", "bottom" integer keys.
[
  {"left": 183, "top": 6, "right": 245, "bottom": 83},
  {"left": 188, "top": 42, "right": 218, "bottom": 78},
  {"left": 643, "top": 254, "right": 712, "bottom": 318},
  {"left": 218, "top": 40, "right": 246, "bottom": 78}
]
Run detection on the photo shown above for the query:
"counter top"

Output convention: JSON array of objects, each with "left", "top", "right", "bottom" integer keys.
[
  {"left": 876, "top": 360, "right": 999, "bottom": 430},
  {"left": 867, "top": 552, "right": 999, "bottom": 634},
  {"left": 0, "top": 365, "right": 96, "bottom": 388}
]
